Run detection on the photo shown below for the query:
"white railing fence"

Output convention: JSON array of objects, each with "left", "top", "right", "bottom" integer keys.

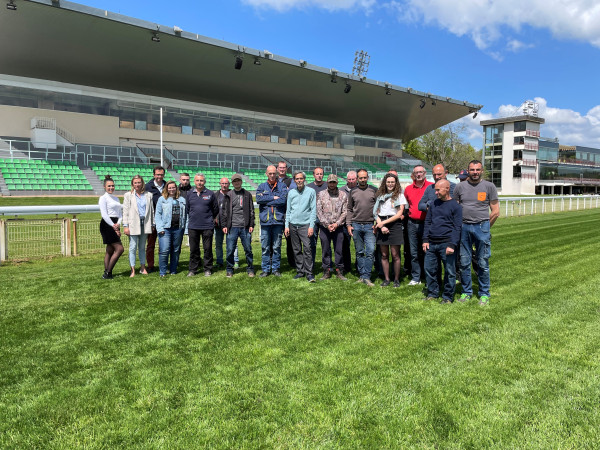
[{"left": 1, "top": 196, "right": 599, "bottom": 261}]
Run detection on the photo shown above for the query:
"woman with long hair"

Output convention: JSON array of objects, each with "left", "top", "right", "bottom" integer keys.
[
  {"left": 373, "top": 173, "right": 407, "bottom": 287},
  {"left": 155, "top": 180, "right": 188, "bottom": 277},
  {"left": 122, "top": 175, "right": 154, "bottom": 277},
  {"left": 98, "top": 175, "right": 124, "bottom": 279}
]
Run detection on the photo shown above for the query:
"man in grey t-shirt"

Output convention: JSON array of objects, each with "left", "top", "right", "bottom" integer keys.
[{"left": 453, "top": 160, "right": 500, "bottom": 305}]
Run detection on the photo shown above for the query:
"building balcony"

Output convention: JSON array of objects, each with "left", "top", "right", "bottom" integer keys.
[
  {"left": 522, "top": 159, "right": 537, "bottom": 167},
  {"left": 524, "top": 143, "right": 539, "bottom": 151},
  {"left": 525, "top": 129, "right": 540, "bottom": 138}
]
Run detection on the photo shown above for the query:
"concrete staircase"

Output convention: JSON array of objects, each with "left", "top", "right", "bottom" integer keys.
[
  {"left": 240, "top": 174, "right": 258, "bottom": 190},
  {"left": 0, "top": 172, "right": 9, "bottom": 196},
  {"left": 82, "top": 168, "right": 104, "bottom": 195}
]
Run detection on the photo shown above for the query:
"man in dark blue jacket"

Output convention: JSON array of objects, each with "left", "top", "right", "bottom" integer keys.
[
  {"left": 255, "top": 165, "right": 288, "bottom": 277},
  {"left": 186, "top": 173, "right": 218, "bottom": 277},
  {"left": 422, "top": 179, "right": 462, "bottom": 303}
]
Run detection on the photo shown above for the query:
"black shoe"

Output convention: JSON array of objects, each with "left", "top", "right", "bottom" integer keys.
[
  {"left": 187, "top": 271, "right": 196, "bottom": 277},
  {"left": 102, "top": 271, "right": 113, "bottom": 279},
  {"left": 381, "top": 280, "right": 390, "bottom": 287},
  {"left": 259, "top": 272, "right": 269, "bottom": 278},
  {"left": 393, "top": 280, "right": 400, "bottom": 288},
  {"left": 226, "top": 271, "right": 233, "bottom": 278},
  {"left": 307, "top": 275, "right": 316, "bottom": 283},
  {"left": 293, "top": 273, "right": 305, "bottom": 279},
  {"left": 273, "top": 271, "right": 281, "bottom": 277}
]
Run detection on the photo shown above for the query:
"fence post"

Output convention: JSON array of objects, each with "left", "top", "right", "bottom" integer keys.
[
  {"left": 62, "top": 218, "right": 71, "bottom": 256},
  {"left": 531, "top": 199, "right": 534, "bottom": 215},
  {"left": 0, "top": 219, "right": 7, "bottom": 262},
  {"left": 72, "top": 217, "right": 79, "bottom": 256}
]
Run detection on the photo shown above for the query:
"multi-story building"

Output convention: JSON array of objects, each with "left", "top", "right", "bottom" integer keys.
[{"left": 481, "top": 106, "right": 600, "bottom": 195}]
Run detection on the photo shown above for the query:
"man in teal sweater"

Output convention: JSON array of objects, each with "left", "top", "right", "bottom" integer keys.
[{"left": 285, "top": 171, "right": 317, "bottom": 282}]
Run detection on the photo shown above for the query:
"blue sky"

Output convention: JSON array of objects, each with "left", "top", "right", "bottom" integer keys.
[{"left": 75, "top": 0, "right": 600, "bottom": 148}]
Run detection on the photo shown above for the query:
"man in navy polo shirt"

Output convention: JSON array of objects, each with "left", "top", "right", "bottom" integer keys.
[{"left": 186, "top": 173, "right": 218, "bottom": 277}]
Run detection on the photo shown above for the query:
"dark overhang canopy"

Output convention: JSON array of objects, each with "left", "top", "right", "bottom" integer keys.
[{"left": 0, "top": 0, "right": 482, "bottom": 141}]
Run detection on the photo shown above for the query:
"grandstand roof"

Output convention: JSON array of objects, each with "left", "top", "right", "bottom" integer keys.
[{"left": 0, "top": 0, "right": 482, "bottom": 142}]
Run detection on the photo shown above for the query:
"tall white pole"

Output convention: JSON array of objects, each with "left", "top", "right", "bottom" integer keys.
[{"left": 160, "top": 107, "right": 164, "bottom": 168}]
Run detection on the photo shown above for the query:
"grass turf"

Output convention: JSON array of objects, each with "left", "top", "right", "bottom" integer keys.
[{"left": 1, "top": 209, "right": 599, "bottom": 447}]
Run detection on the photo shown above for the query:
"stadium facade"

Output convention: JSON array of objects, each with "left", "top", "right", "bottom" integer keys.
[
  {"left": 0, "top": 0, "right": 481, "bottom": 191},
  {"left": 481, "top": 109, "right": 600, "bottom": 195}
]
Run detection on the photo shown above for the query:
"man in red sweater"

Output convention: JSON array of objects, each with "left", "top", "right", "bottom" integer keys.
[{"left": 404, "top": 165, "right": 433, "bottom": 285}]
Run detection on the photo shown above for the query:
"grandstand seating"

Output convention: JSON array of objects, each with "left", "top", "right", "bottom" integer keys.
[
  {"left": 90, "top": 162, "right": 175, "bottom": 191},
  {"left": 173, "top": 166, "right": 236, "bottom": 191},
  {"left": 359, "top": 161, "right": 391, "bottom": 174},
  {"left": 0, "top": 158, "right": 92, "bottom": 191}
]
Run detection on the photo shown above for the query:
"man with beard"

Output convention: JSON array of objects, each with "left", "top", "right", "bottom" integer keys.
[{"left": 453, "top": 160, "right": 500, "bottom": 306}]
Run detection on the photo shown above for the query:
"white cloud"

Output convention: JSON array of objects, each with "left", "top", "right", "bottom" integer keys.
[
  {"left": 245, "top": 0, "right": 600, "bottom": 57},
  {"left": 386, "top": 0, "right": 600, "bottom": 53},
  {"left": 506, "top": 39, "right": 534, "bottom": 53},
  {"left": 458, "top": 98, "right": 600, "bottom": 149}
]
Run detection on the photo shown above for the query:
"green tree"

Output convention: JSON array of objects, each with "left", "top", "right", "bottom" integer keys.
[{"left": 405, "top": 124, "right": 482, "bottom": 173}]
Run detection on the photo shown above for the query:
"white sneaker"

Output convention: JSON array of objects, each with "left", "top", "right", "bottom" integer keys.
[{"left": 408, "top": 280, "right": 422, "bottom": 286}]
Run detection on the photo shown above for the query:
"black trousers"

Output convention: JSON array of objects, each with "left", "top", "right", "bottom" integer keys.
[
  {"left": 188, "top": 228, "right": 214, "bottom": 273},
  {"left": 342, "top": 225, "right": 354, "bottom": 274},
  {"left": 319, "top": 224, "right": 344, "bottom": 272}
]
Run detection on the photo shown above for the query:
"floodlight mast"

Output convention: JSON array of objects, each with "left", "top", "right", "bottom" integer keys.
[{"left": 352, "top": 50, "right": 370, "bottom": 78}]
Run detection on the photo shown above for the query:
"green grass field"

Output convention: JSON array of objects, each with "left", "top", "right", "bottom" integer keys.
[{"left": 1, "top": 209, "right": 600, "bottom": 448}]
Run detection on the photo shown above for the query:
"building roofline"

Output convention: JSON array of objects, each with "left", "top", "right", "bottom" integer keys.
[{"left": 480, "top": 115, "right": 545, "bottom": 126}]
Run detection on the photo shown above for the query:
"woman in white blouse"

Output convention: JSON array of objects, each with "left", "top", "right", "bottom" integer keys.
[
  {"left": 373, "top": 173, "right": 407, "bottom": 288},
  {"left": 122, "top": 175, "right": 154, "bottom": 277},
  {"left": 98, "top": 175, "right": 124, "bottom": 279}
]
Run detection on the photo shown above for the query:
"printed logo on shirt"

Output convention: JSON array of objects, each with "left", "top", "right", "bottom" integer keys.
[
  {"left": 477, "top": 192, "right": 487, "bottom": 201},
  {"left": 202, "top": 195, "right": 211, "bottom": 200}
]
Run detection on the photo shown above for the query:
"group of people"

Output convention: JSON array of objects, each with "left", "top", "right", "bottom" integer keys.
[{"left": 98, "top": 159, "right": 499, "bottom": 304}]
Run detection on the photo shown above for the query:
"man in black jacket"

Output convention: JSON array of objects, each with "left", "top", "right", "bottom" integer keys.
[
  {"left": 186, "top": 173, "right": 218, "bottom": 277},
  {"left": 145, "top": 165, "right": 165, "bottom": 272},
  {"left": 221, "top": 174, "right": 255, "bottom": 277}
]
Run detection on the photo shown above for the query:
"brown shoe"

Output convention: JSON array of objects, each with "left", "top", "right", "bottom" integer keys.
[
  {"left": 320, "top": 270, "right": 331, "bottom": 280},
  {"left": 335, "top": 269, "right": 348, "bottom": 281}
]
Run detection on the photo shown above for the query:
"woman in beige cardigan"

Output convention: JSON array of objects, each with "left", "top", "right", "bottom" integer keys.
[{"left": 122, "top": 175, "right": 155, "bottom": 277}]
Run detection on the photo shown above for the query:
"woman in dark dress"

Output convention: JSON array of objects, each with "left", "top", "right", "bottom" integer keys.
[{"left": 98, "top": 175, "right": 124, "bottom": 279}]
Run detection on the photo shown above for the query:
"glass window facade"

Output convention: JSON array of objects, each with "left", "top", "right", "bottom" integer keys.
[
  {"left": 483, "top": 124, "right": 503, "bottom": 188},
  {"left": 0, "top": 83, "right": 404, "bottom": 152},
  {"left": 513, "top": 121, "right": 526, "bottom": 132}
]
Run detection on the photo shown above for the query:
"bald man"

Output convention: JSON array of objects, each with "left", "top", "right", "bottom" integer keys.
[
  {"left": 418, "top": 163, "right": 456, "bottom": 213},
  {"left": 422, "top": 179, "right": 462, "bottom": 303}
]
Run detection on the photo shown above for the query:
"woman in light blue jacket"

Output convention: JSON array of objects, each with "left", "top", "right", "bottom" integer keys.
[{"left": 155, "top": 180, "right": 188, "bottom": 277}]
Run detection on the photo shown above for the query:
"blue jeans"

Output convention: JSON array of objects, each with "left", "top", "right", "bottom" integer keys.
[
  {"left": 352, "top": 222, "right": 376, "bottom": 279},
  {"left": 407, "top": 219, "right": 425, "bottom": 282},
  {"left": 215, "top": 226, "right": 238, "bottom": 265},
  {"left": 260, "top": 224, "right": 284, "bottom": 273},
  {"left": 424, "top": 243, "right": 457, "bottom": 301},
  {"left": 158, "top": 227, "right": 184, "bottom": 275},
  {"left": 128, "top": 233, "right": 147, "bottom": 267},
  {"left": 226, "top": 227, "right": 254, "bottom": 273},
  {"left": 460, "top": 221, "right": 491, "bottom": 297}
]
